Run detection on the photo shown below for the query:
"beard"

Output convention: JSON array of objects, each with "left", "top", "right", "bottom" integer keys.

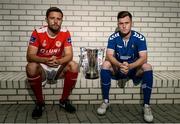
[{"left": 48, "top": 25, "right": 60, "bottom": 34}]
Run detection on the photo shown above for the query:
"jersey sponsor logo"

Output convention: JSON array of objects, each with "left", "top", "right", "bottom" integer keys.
[
  {"left": 133, "top": 32, "right": 145, "bottom": 41},
  {"left": 109, "top": 32, "right": 119, "bottom": 40},
  {"left": 40, "top": 48, "right": 61, "bottom": 55},
  {"left": 30, "top": 36, "right": 36, "bottom": 43},
  {"left": 56, "top": 41, "right": 62, "bottom": 47},
  {"left": 120, "top": 55, "right": 131, "bottom": 60},
  {"left": 117, "top": 45, "right": 123, "bottom": 48}
]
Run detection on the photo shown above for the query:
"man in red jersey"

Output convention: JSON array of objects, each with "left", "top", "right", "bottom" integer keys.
[{"left": 26, "top": 7, "right": 78, "bottom": 119}]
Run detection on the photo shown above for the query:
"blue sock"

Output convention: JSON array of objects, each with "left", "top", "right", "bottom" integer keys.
[
  {"left": 101, "top": 69, "right": 111, "bottom": 101},
  {"left": 142, "top": 70, "right": 153, "bottom": 105}
]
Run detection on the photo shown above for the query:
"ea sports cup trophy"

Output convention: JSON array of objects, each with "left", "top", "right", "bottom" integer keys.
[
  {"left": 79, "top": 47, "right": 104, "bottom": 79},
  {"left": 85, "top": 49, "right": 99, "bottom": 79}
]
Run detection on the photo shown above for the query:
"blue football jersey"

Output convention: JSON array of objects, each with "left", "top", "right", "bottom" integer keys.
[{"left": 107, "top": 30, "right": 147, "bottom": 63}]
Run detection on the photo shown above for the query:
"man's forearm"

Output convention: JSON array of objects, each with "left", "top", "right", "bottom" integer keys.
[
  {"left": 57, "top": 54, "right": 73, "bottom": 65},
  {"left": 129, "top": 57, "right": 147, "bottom": 69},
  {"left": 27, "top": 54, "right": 48, "bottom": 63},
  {"left": 107, "top": 55, "right": 122, "bottom": 68}
]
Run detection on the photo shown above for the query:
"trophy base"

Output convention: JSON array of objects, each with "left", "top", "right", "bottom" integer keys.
[{"left": 85, "top": 73, "right": 99, "bottom": 79}]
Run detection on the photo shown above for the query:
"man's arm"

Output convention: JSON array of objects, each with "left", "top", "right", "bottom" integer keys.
[
  {"left": 106, "top": 49, "right": 147, "bottom": 74},
  {"left": 129, "top": 51, "right": 147, "bottom": 70},
  {"left": 26, "top": 45, "right": 48, "bottom": 63},
  {"left": 57, "top": 46, "right": 73, "bottom": 65},
  {"left": 106, "top": 48, "right": 122, "bottom": 68}
]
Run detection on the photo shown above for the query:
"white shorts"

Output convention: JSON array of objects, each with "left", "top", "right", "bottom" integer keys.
[{"left": 40, "top": 63, "right": 62, "bottom": 87}]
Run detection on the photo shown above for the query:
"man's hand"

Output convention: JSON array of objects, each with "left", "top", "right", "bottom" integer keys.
[
  {"left": 120, "top": 62, "right": 129, "bottom": 75},
  {"left": 46, "top": 56, "right": 59, "bottom": 67}
]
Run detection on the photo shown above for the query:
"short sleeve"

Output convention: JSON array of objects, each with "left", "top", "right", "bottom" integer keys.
[
  {"left": 137, "top": 37, "right": 147, "bottom": 52},
  {"left": 107, "top": 36, "right": 116, "bottom": 50},
  {"left": 29, "top": 29, "right": 40, "bottom": 47},
  {"left": 64, "top": 30, "right": 72, "bottom": 47}
]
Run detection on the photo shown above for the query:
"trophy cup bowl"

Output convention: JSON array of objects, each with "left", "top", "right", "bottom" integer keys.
[
  {"left": 85, "top": 49, "right": 99, "bottom": 79},
  {"left": 79, "top": 47, "right": 104, "bottom": 79}
]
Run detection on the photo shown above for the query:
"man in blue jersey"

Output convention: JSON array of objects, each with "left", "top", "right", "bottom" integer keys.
[{"left": 97, "top": 11, "right": 153, "bottom": 122}]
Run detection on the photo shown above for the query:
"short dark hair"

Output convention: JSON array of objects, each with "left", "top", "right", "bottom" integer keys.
[
  {"left": 117, "top": 11, "right": 132, "bottom": 21},
  {"left": 46, "top": 7, "right": 63, "bottom": 18}
]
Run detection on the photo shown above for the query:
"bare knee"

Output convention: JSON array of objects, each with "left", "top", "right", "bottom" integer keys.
[
  {"left": 101, "top": 61, "right": 112, "bottom": 69},
  {"left": 26, "top": 62, "right": 42, "bottom": 77},
  {"left": 142, "top": 63, "right": 152, "bottom": 71},
  {"left": 67, "top": 60, "right": 79, "bottom": 72}
]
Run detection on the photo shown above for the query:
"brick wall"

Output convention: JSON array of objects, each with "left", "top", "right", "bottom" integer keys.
[{"left": 0, "top": 0, "right": 180, "bottom": 71}]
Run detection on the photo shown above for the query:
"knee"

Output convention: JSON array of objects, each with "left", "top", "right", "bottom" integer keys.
[
  {"left": 142, "top": 63, "right": 152, "bottom": 71},
  {"left": 68, "top": 60, "right": 79, "bottom": 72},
  {"left": 101, "top": 61, "right": 112, "bottom": 69},
  {"left": 26, "top": 62, "right": 41, "bottom": 77}
]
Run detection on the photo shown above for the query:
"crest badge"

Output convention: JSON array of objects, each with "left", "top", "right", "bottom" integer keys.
[
  {"left": 132, "top": 44, "right": 134, "bottom": 49},
  {"left": 56, "top": 41, "right": 62, "bottom": 47}
]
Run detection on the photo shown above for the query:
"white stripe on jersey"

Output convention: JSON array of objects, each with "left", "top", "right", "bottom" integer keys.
[
  {"left": 36, "top": 26, "right": 68, "bottom": 33},
  {"left": 60, "top": 28, "right": 68, "bottom": 32},
  {"left": 133, "top": 31, "right": 145, "bottom": 41},
  {"left": 36, "top": 26, "right": 48, "bottom": 33}
]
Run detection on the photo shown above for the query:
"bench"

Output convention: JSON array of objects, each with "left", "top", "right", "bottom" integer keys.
[{"left": 0, "top": 71, "right": 180, "bottom": 104}]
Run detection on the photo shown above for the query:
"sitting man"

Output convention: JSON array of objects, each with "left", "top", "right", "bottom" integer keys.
[
  {"left": 26, "top": 7, "right": 78, "bottom": 119},
  {"left": 97, "top": 11, "right": 154, "bottom": 122}
]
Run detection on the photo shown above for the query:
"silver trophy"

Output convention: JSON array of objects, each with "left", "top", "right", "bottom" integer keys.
[{"left": 79, "top": 47, "right": 104, "bottom": 79}]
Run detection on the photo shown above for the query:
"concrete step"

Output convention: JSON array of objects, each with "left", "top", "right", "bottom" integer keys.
[{"left": 0, "top": 71, "right": 180, "bottom": 104}]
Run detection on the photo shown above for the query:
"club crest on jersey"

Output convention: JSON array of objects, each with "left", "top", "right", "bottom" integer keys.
[
  {"left": 42, "top": 40, "right": 47, "bottom": 47},
  {"left": 56, "top": 41, "right": 62, "bottom": 47},
  {"left": 67, "top": 37, "right": 72, "bottom": 43},
  {"left": 30, "top": 36, "right": 36, "bottom": 43},
  {"left": 131, "top": 44, "right": 135, "bottom": 49}
]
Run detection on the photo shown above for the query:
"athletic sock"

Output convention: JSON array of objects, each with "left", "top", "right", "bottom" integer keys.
[
  {"left": 61, "top": 71, "right": 78, "bottom": 102},
  {"left": 101, "top": 69, "right": 111, "bottom": 101},
  {"left": 142, "top": 70, "right": 153, "bottom": 105},
  {"left": 28, "top": 75, "right": 44, "bottom": 104}
]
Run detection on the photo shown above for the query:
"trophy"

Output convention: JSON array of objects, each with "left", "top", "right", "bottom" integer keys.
[{"left": 79, "top": 47, "right": 104, "bottom": 79}]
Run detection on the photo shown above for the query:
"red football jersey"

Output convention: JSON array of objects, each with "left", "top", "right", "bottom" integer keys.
[{"left": 29, "top": 26, "right": 72, "bottom": 58}]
